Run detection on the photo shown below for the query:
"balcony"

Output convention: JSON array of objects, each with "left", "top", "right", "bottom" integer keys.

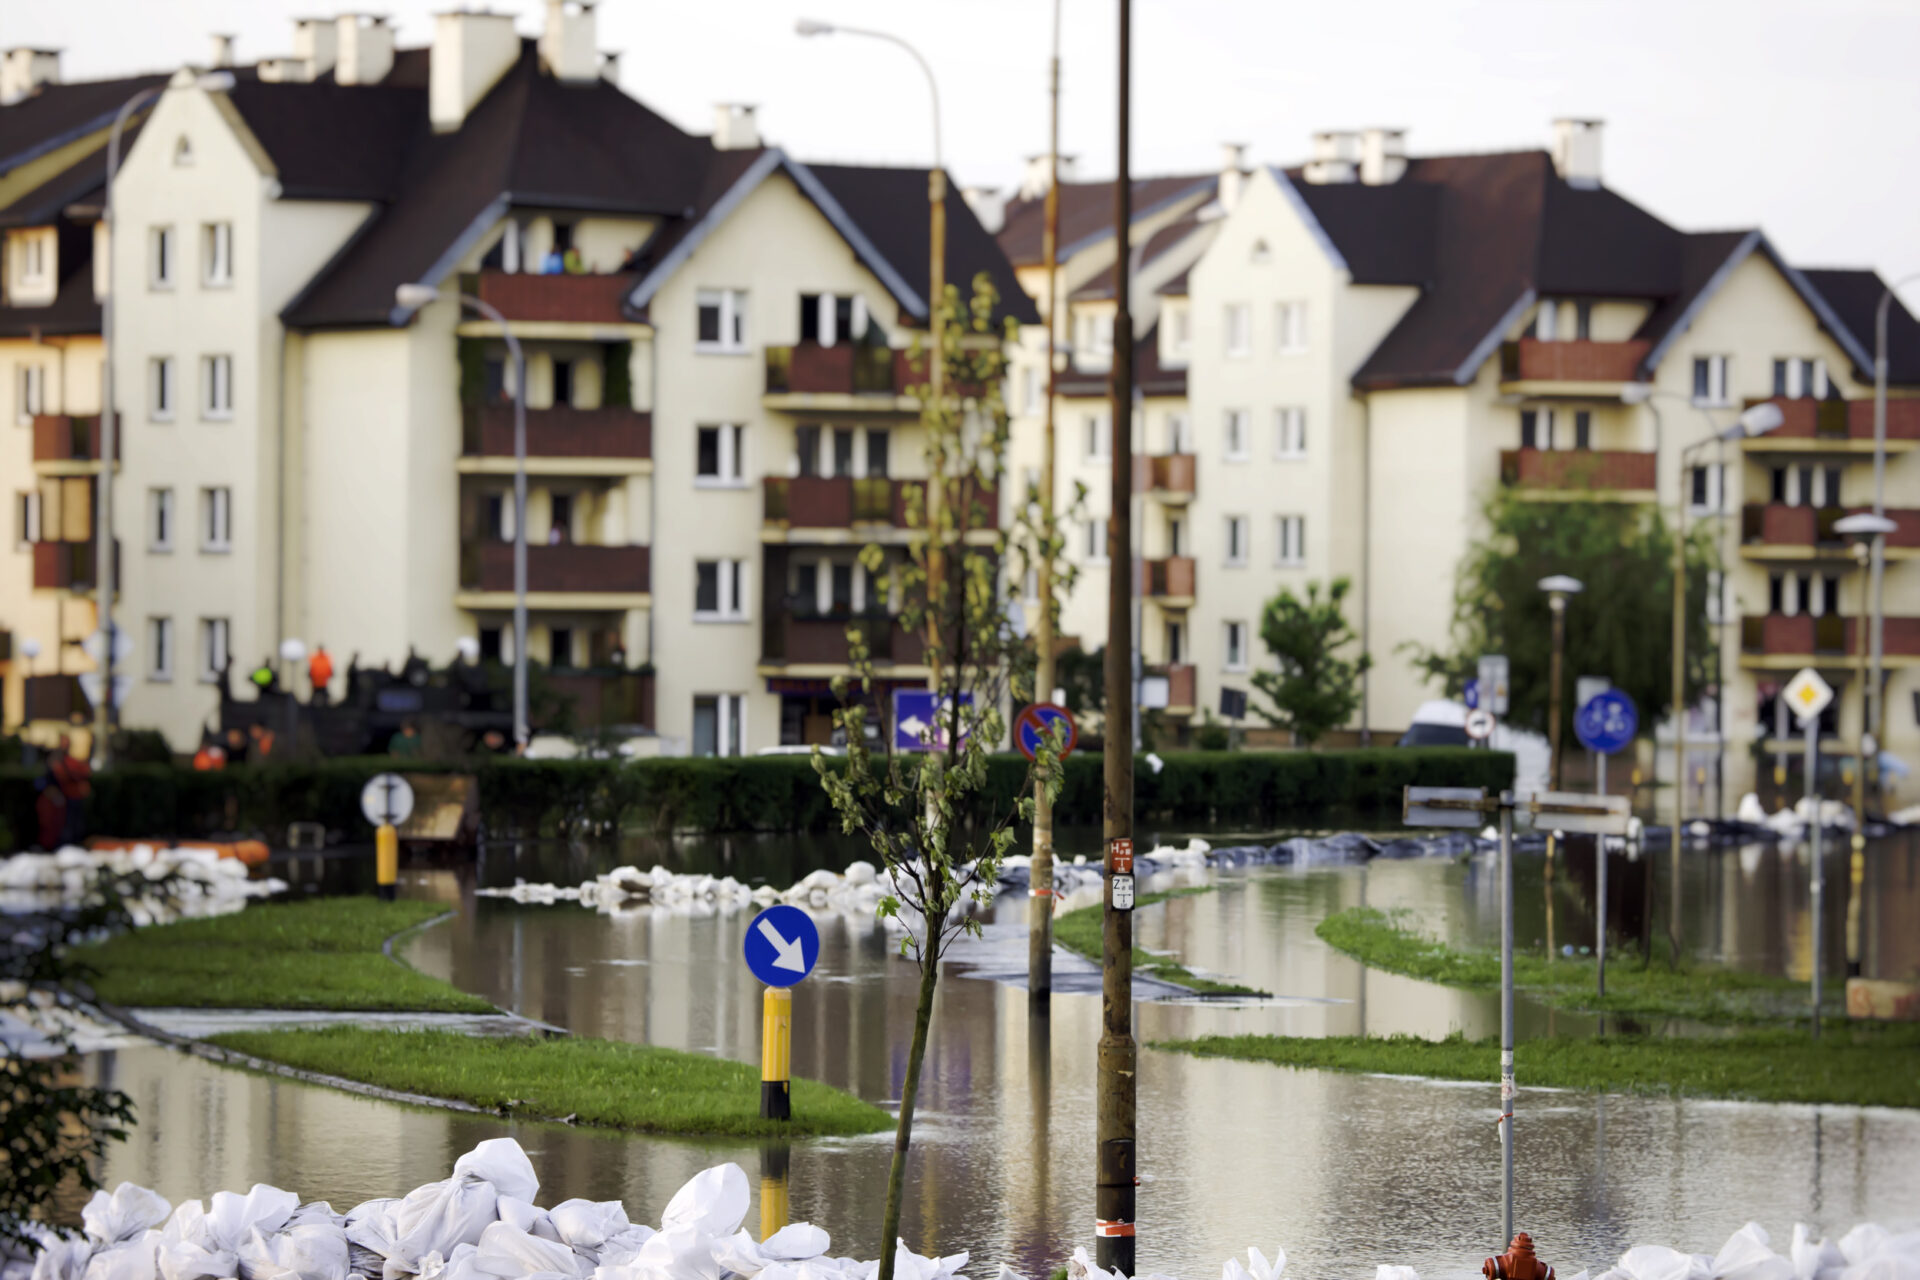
[
  {"left": 1500, "top": 448, "right": 1657, "bottom": 494},
  {"left": 1146, "top": 662, "right": 1196, "bottom": 714},
  {"left": 762, "top": 343, "right": 939, "bottom": 410},
  {"left": 1747, "top": 397, "right": 1920, "bottom": 451},
  {"left": 23, "top": 674, "right": 87, "bottom": 723},
  {"left": 465, "top": 271, "right": 638, "bottom": 326},
  {"left": 1132, "top": 452, "right": 1197, "bottom": 501},
  {"left": 32, "top": 415, "right": 114, "bottom": 465},
  {"left": 762, "top": 612, "right": 927, "bottom": 668},
  {"left": 1741, "top": 505, "right": 1920, "bottom": 556},
  {"left": 32, "top": 540, "right": 117, "bottom": 591},
  {"left": 1144, "top": 555, "right": 1196, "bottom": 604},
  {"left": 764, "top": 476, "right": 920, "bottom": 528},
  {"left": 1741, "top": 614, "right": 1920, "bottom": 662},
  {"left": 544, "top": 670, "right": 655, "bottom": 729},
  {"left": 460, "top": 542, "right": 650, "bottom": 596},
  {"left": 462, "top": 403, "right": 651, "bottom": 462},
  {"left": 1499, "top": 338, "right": 1651, "bottom": 387}
]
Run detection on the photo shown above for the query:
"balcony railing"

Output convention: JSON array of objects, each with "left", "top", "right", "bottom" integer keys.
[
  {"left": 465, "top": 271, "right": 638, "bottom": 325},
  {"left": 1499, "top": 338, "right": 1651, "bottom": 383},
  {"left": 32, "top": 415, "right": 113, "bottom": 463},
  {"left": 1499, "top": 448, "right": 1657, "bottom": 491},
  {"left": 763, "top": 612, "right": 926, "bottom": 666},
  {"left": 462, "top": 403, "right": 652, "bottom": 460},
  {"left": 1132, "top": 452, "right": 1197, "bottom": 496},
  {"left": 460, "top": 542, "right": 651, "bottom": 594},
  {"left": 24, "top": 674, "right": 87, "bottom": 723},
  {"left": 1144, "top": 556, "right": 1196, "bottom": 600},
  {"left": 1741, "top": 504, "right": 1920, "bottom": 550},
  {"left": 1736, "top": 613, "right": 1920, "bottom": 657},
  {"left": 544, "top": 670, "right": 655, "bottom": 728},
  {"left": 761, "top": 476, "right": 996, "bottom": 531},
  {"left": 1755, "top": 397, "right": 1920, "bottom": 442},
  {"left": 1147, "top": 662, "right": 1196, "bottom": 711},
  {"left": 32, "top": 540, "right": 117, "bottom": 591},
  {"left": 764, "top": 342, "right": 913, "bottom": 396}
]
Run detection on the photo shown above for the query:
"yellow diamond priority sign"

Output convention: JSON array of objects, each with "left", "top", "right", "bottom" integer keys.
[{"left": 1783, "top": 667, "right": 1834, "bottom": 725}]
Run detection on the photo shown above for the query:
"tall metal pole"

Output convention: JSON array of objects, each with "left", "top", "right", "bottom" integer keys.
[
  {"left": 1850, "top": 544, "right": 1869, "bottom": 980},
  {"left": 1669, "top": 448, "right": 1689, "bottom": 966},
  {"left": 1547, "top": 594, "right": 1567, "bottom": 789},
  {"left": 453, "top": 294, "right": 527, "bottom": 746},
  {"left": 1596, "top": 753, "right": 1608, "bottom": 999},
  {"left": 1029, "top": 0, "right": 1063, "bottom": 1003},
  {"left": 1096, "top": 0, "right": 1136, "bottom": 1267},
  {"left": 1806, "top": 713, "right": 1822, "bottom": 1040},
  {"left": 1498, "top": 794, "right": 1515, "bottom": 1243}
]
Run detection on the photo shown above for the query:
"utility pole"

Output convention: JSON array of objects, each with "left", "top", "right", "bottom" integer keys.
[
  {"left": 1096, "top": 0, "right": 1136, "bottom": 1269},
  {"left": 1029, "top": 0, "right": 1064, "bottom": 1005}
]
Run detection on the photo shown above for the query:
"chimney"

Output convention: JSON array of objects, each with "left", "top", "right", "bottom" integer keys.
[
  {"left": 963, "top": 185, "right": 1005, "bottom": 234},
  {"left": 712, "top": 103, "right": 760, "bottom": 151},
  {"left": 599, "top": 50, "right": 620, "bottom": 83},
  {"left": 431, "top": 9, "right": 522, "bottom": 133},
  {"left": 1218, "top": 142, "right": 1248, "bottom": 211},
  {"left": 1360, "top": 127, "right": 1407, "bottom": 185},
  {"left": 1303, "top": 130, "right": 1360, "bottom": 184},
  {"left": 0, "top": 48, "right": 60, "bottom": 106},
  {"left": 1552, "top": 118, "right": 1604, "bottom": 188},
  {"left": 292, "top": 17, "right": 338, "bottom": 78},
  {"left": 1017, "top": 152, "right": 1079, "bottom": 200},
  {"left": 540, "top": 0, "right": 598, "bottom": 83},
  {"left": 335, "top": 15, "right": 395, "bottom": 85},
  {"left": 208, "top": 34, "right": 235, "bottom": 69}
]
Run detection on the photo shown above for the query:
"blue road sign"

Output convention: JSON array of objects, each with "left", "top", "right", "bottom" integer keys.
[
  {"left": 893, "top": 689, "right": 973, "bottom": 752},
  {"left": 744, "top": 904, "right": 819, "bottom": 988},
  {"left": 1463, "top": 678, "right": 1480, "bottom": 710},
  {"left": 1015, "top": 702, "right": 1077, "bottom": 761},
  {"left": 1574, "top": 687, "right": 1639, "bottom": 755}
]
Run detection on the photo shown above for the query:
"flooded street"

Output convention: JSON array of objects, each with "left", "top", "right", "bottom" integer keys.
[{"left": 85, "top": 830, "right": 1920, "bottom": 1279}]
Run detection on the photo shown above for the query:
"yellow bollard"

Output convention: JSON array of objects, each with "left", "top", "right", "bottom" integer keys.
[
  {"left": 376, "top": 823, "right": 398, "bottom": 901},
  {"left": 760, "top": 986, "right": 791, "bottom": 1120}
]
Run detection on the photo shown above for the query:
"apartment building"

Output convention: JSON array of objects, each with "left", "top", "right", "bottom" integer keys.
[
  {"left": 0, "top": 3, "right": 1031, "bottom": 754},
  {"left": 993, "top": 123, "right": 1920, "bottom": 802}
]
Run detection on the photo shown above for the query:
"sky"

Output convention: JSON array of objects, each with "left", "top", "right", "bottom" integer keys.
[{"left": 14, "top": 0, "right": 1920, "bottom": 299}]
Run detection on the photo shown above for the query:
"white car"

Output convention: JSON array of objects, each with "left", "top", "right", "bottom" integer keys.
[{"left": 1397, "top": 699, "right": 1551, "bottom": 794}]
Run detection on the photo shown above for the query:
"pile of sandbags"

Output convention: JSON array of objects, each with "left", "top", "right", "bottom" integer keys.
[{"left": 0, "top": 845, "right": 286, "bottom": 924}]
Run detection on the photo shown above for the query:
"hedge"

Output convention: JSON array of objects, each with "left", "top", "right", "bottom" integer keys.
[{"left": 0, "top": 748, "right": 1510, "bottom": 848}]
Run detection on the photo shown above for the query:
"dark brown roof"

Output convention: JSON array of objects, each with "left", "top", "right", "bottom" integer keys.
[
  {"left": 0, "top": 122, "right": 134, "bottom": 226},
  {"left": 1801, "top": 268, "right": 1920, "bottom": 387},
  {"left": 997, "top": 172, "right": 1214, "bottom": 267},
  {"left": 227, "top": 78, "right": 427, "bottom": 200},
  {"left": 1629, "top": 230, "right": 1754, "bottom": 368},
  {"left": 0, "top": 72, "right": 169, "bottom": 175},
  {"left": 0, "top": 248, "right": 99, "bottom": 337},
  {"left": 1056, "top": 323, "right": 1183, "bottom": 398},
  {"left": 1072, "top": 215, "right": 1209, "bottom": 302}
]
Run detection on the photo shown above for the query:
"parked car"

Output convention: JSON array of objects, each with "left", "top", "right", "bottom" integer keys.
[{"left": 1397, "top": 699, "right": 1551, "bottom": 794}]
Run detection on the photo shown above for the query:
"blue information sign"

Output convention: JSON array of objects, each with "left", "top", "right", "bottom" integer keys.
[
  {"left": 743, "top": 904, "right": 819, "bottom": 988},
  {"left": 893, "top": 690, "right": 973, "bottom": 752},
  {"left": 1463, "top": 678, "right": 1480, "bottom": 710},
  {"left": 1574, "top": 688, "right": 1638, "bottom": 755}
]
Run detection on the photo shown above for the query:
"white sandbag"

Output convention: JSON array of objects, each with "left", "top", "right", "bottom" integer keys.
[
  {"left": 1376, "top": 1268, "right": 1420, "bottom": 1280},
  {"left": 624, "top": 1227, "right": 716, "bottom": 1280},
  {"left": 1067, "top": 1249, "right": 1120, "bottom": 1280},
  {"left": 85, "top": 1187, "right": 173, "bottom": 1246},
  {"left": 1621, "top": 1248, "right": 1698, "bottom": 1280},
  {"left": 381, "top": 1139, "right": 540, "bottom": 1266},
  {"left": 205, "top": 1190, "right": 300, "bottom": 1255},
  {"left": 493, "top": 1203, "right": 559, "bottom": 1246},
  {"left": 545, "top": 1203, "right": 628, "bottom": 1255},
  {"left": 659, "top": 1166, "right": 748, "bottom": 1240},
  {"left": 154, "top": 1238, "right": 236, "bottom": 1280},
  {"left": 1715, "top": 1224, "right": 1793, "bottom": 1280},
  {"left": 236, "top": 1224, "right": 349, "bottom": 1280},
  {"left": 889, "top": 1244, "right": 968, "bottom": 1280},
  {"left": 1244, "top": 1248, "right": 1285, "bottom": 1280},
  {"left": 470, "top": 1222, "right": 583, "bottom": 1280},
  {"left": 83, "top": 1237, "right": 159, "bottom": 1280},
  {"left": 452, "top": 1143, "right": 539, "bottom": 1205},
  {"left": 761, "top": 1226, "right": 830, "bottom": 1263},
  {"left": 31, "top": 1233, "right": 95, "bottom": 1280},
  {"left": 1792, "top": 1228, "right": 1846, "bottom": 1280}
]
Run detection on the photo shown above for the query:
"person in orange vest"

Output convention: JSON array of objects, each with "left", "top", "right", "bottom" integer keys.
[{"left": 309, "top": 644, "right": 335, "bottom": 705}]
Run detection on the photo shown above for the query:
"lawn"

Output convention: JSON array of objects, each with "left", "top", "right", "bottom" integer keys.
[
  {"left": 76, "top": 897, "right": 496, "bottom": 1014},
  {"left": 1316, "top": 906, "right": 1842, "bottom": 1023},
  {"left": 208, "top": 1027, "right": 896, "bottom": 1138},
  {"left": 1159, "top": 1025, "right": 1920, "bottom": 1109},
  {"left": 1054, "top": 887, "right": 1267, "bottom": 998}
]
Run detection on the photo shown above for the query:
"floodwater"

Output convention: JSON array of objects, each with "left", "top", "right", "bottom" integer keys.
[{"left": 82, "top": 829, "right": 1920, "bottom": 1280}]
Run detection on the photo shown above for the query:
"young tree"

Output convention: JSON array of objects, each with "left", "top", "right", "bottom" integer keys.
[
  {"left": 1252, "top": 577, "right": 1371, "bottom": 746},
  {"left": 815, "top": 275, "right": 1062, "bottom": 1279}
]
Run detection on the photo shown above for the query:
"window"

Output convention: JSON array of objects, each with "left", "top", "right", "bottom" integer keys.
[
  {"left": 1021, "top": 367, "right": 1040, "bottom": 413},
  {"left": 151, "top": 357, "right": 176, "bottom": 420},
  {"left": 1574, "top": 410, "right": 1592, "bottom": 450},
  {"left": 1170, "top": 305, "right": 1190, "bottom": 357},
  {"left": 832, "top": 427, "right": 855, "bottom": 478},
  {"left": 1224, "top": 408, "right": 1250, "bottom": 461},
  {"left": 692, "top": 693, "right": 747, "bottom": 757},
  {"left": 1770, "top": 466, "right": 1789, "bottom": 505},
  {"left": 695, "top": 288, "right": 748, "bottom": 353},
  {"left": 1688, "top": 464, "right": 1725, "bottom": 516},
  {"left": 198, "top": 617, "right": 229, "bottom": 683},
  {"left": 202, "top": 355, "right": 232, "bottom": 418},
  {"left": 1250, "top": 238, "right": 1271, "bottom": 264},
  {"left": 551, "top": 358, "right": 574, "bottom": 408},
  {"left": 1535, "top": 297, "right": 1558, "bottom": 341},
  {"left": 549, "top": 626, "right": 574, "bottom": 668},
  {"left": 1575, "top": 300, "right": 1593, "bottom": 341},
  {"left": 1276, "top": 514, "right": 1305, "bottom": 566},
  {"left": 694, "top": 558, "right": 749, "bottom": 620},
  {"left": 1168, "top": 412, "right": 1193, "bottom": 453},
  {"left": 17, "top": 231, "right": 49, "bottom": 285},
  {"left": 1274, "top": 407, "right": 1306, "bottom": 458},
  {"left": 16, "top": 364, "right": 44, "bottom": 423},
  {"left": 548, "top": 492, "right": 574, "bottom": 542},
  {"left": 149, "top": 487, "right": 174, "bottom": 552},
  {"left": 201, "top": 486, "right": 231, "bottom": 552},
  {"left": 1224, "top": 620, "right": 1248, "bottom": 672},
  {"left": 1085, "top": 517, "right": 1109, "bottom": 563},
  {"left": 1521, "top": 408, "right": 1543, "bottom": 450},
  {"left": 173, "top": 135, "right": 193, "bottom": 167},
  {"left": 866, "top": 428, "right": 890, "bottom": 478},
  {"left": 1076, "top": 311, "right": 1114, "bottom": 367},
  {"left": 1773, "top": 357, "right": 1830, "bottom": 400},
  {"left": 1705, "top": 570, "right": 1727, "bottom": 626},
  {"left": 150, "top": 226, "right": 175, "bottom": 288},
  {"left": 1692, "top": 354, "right": 1730, "bottom": 406},
  {"left": 696, "top": 424, "right": 745, "bottom": 484},
  {"left": 1167, "top": 515, "right": 1183, "bottom": 556},
  {"left": 1225, "top": 515, "right": 1249, "bottom": 566},
  {"left": 15, "top": 489, "right": 40, "bottom": 546},
  {"left": 1276, "top": 300, "right": 1308, "bottom": 353},
  {"left": 148, "top": 617, "right": 173, "bottom": 682},
  {"left": 1086, "top": 412, "right": 1110, "bottom": 460},
  {"left": 483, "top": 493, "right": 513, "bottom": 541},
  {"left": 1164, "top": 620, "right": 1184, "bottom": 664},
  {"left": 795, "top": 424, "right": 821, "bottom": 477},
  {"left": 1224, "top": 304, "right": 1251, "bottom": 357},
  {"left": 1768, "top": 571, "right": 1785, "bottom": 615},
  {"left": 479, "top": 627, "right": 503, "bottom": 662},
  {"left": 799, "top": 293, "right": 868, "bottom": 347},
  {"left": 202, "top": 222, "right": 232, "bottom": 286}
]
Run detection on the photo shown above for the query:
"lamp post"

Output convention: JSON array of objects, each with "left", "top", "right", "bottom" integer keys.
[
  {"left": 397, "top": 283, "right": 527, "bottom": 747},
  {"left": 1538, "top": 575, "right": 1584, "bottom": 790},
  {"left": 1870, "top": 274, "right": 1920, "bottom": 762},
  {"left": 1835, "top": 511, "right": 1895, "bottom": 982},
  {"left": 95, "top": 71, "right": 235, "bottom": 768}
]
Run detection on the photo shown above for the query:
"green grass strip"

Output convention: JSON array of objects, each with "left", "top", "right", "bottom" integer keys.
[
  {"left": 206, "top": 1026, "right": 895, "bottom": 1138},
  {"left": 77, "top": 897, "right": 496, "bottom": 1014},
  {"left": 1316, "top": 907, "right": 1842, "bottom": 1024},
  {"left": 1055, "top": 887, "right": 1268, "bottom": 997},
  {"left": 1158, "top": 1026, "right": 1920, "bottom": 1109}
]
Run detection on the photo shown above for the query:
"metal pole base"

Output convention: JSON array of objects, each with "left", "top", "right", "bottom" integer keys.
[{"left": 759, "top": 1080, "right": 791, "bottom": 1121}]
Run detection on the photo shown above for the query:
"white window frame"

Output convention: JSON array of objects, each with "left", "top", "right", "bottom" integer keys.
[
  {"left": 151, "top": 357, "right": 176, "bottom": 421},
  {"left": 1225, "top": 515, "right": 1249, "bottom": 567},
  {"left": 1274, "top": 406, "right": 1306, "bottom": 459},
  {"left": 202, "top": 354, "right": 233, "bottom": 420},
  {"left": 148, "top": 616, "right": 174, "bottom": 682},
  {"left": 695, "top": 288, "right": 749, "bottom": 354},
  {"left": 16, "top": 489, "right": 42, "bottom": 547},
  {"left": 198, "top": 617, "right": 229, "bottom": 684},
  {"left": 1085, "top": 516, "right": 1109, "bottom": 564},
  {"left": 693, "top": 692, "right": 748, "bottom": 757},
  {"left": 1021, "top": 366, "right": 1040, "bottom": 414},
  {"left": 150, "top": 225, "right": 176, "bottom": 289},
  {"left": 1168, "top": 412, "right": 1193, "bottom": 454},
  {"left": 1085, "top": 411, "right": 1110, "bottom": 461},
  {"left": 202, "top": 222, "right": 232, "bottom": 287},
  {"left": 1224, "top": 620, "right": 1249, "bottom": 673},
  {"left": 1692, "top": 354, "right": 1731, "bottom": 408},
  {"left": 695, "top": 423, "right": 747, "bottom": 486},
  {"left": 17, "top": 229, "right": 51, "bottom": 286},
  {"left": 201, "top": 486, "right": 231, "bottom": 553},
  {"left": 149, "top": 487, "right": 174, "bottom": 552},
  {"left": 1688, "top": 463, "right": 1726, "bottom": 517},
  {"left": 1277, "top": 300, "right": 1308, "bottom": 353},
  {"left": 693, "top": 557, "right": 751, "bottom": 621},
  {"left": 1224, "top": 303, "right": 1251, "bottom": 358},
  {"left": 16, "top": 364, "right": 45, "bottom": 424},
  {"left": 1170, "top": 304, "right": 1190, "bottom": 358},
  {"left": 1224, "top": 408, "right": 1250, "bottom": 462},
  {"left": 1276, "top": 514, "right": 1305, "bottom": 567}
]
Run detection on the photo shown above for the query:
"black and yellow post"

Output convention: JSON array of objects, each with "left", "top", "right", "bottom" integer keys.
[
  {"left": 759, "top": 1144, "right": 790, "bottom": 1238},
  {"left": 375, "top": 823, "right": 399, "bottom": 901},
  {"left": 760, "top": 985, "right": 791, "bottom": 1120}
]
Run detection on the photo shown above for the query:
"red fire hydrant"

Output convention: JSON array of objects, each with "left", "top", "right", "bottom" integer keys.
[{"left": 1485, "top": 1234, "right": 1555, "bottom": 1280}]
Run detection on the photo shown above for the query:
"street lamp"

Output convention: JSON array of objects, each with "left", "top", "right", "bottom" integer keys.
[
  {"left": 1869, "top": 273, "right": 1920, "bottom": 764},
  {"left": 1537, "top": 575, "right": 1583, "bottom": 789},
  {"left": 1835, "top": 510, "right": 1895, "bottom": 980},
  {"left": 95, "top": 69, "right": 236, "bottom": 768},
  {"left": 396, "top": 282, "right": 528, "bottom": 747}
]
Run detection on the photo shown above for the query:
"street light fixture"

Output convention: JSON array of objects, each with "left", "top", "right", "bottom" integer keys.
[
  {"left": 396, "top": 282, "right": 529, "bottom": 748},
  {"left": 1868, "top": 273, "right": 1919, "bottom": 769},
  {"left": 1834, "top": 510, "right": 1895, "bottom": 981},
  {"left": 1538, "top": 575, "right": 1584, "bottom": 789}
]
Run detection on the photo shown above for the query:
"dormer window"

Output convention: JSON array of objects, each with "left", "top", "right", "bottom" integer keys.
[{"left": 173, "top": 135, "right": 193, "bottom": 167}]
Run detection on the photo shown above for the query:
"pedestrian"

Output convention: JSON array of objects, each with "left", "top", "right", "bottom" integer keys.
[
  {"left": 389, "top": 719, "right": 424, "bottom": 759},
  {"left": 250, "top": 656, "right": 279, "bottom": 695},
  {"left": 34, "top": 736, "right": 91, "bottom": 849},
  {"left": 308, "top": 644, "right": 335, "bottom": 705}
]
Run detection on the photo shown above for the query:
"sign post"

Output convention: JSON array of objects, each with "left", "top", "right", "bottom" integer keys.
[
  {"left": 744, "top": 904, "right": 820, "bottom": 1120},
  {"left": 1784, "top": 667, "right": 1834, "bottom": 1039},
  {"left": 360, "top": 773, "right": 414, "bottom": 900},
  {"left": 1573, "top": 684, "right": 1637, "bottom": 999}
]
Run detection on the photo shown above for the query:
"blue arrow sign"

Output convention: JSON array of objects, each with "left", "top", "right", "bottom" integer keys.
[
  {"left": 1574, "top": 687, "right": 1638, "bottom": 755},
  {"left": 893, "top": 689, "right": 973, "bottom": 752},
  {"left": 1463, "top": 678, "right": 1480, "bottom": 710},
  {"left": 744, "top": 904, "right": 820, "bottom": 988}
]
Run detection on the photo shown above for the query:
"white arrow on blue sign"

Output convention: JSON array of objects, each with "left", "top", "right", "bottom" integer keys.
[{"left": 744, "top": 904, "right": 820, "bottom": 987}]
